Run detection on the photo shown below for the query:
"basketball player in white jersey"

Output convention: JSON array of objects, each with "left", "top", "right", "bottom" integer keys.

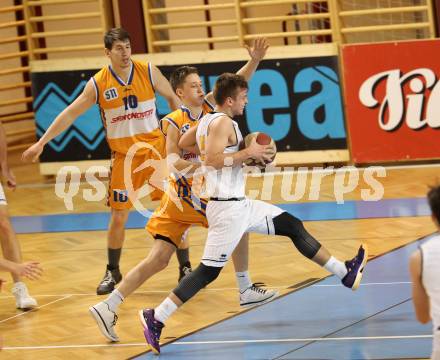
[
  {"left": 410, "top": 185, "right": 440, "bottom": 360},
  {"left": 139, "top": 73, "right": 368, "bottom": 354}
]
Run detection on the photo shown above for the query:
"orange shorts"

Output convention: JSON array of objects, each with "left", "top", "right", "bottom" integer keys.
[
  {"left": 146, "top": 182, "right": 208, "bottom": 246},
  {"left": 107, "top": 137, "right": 166, "bottom": 210}
]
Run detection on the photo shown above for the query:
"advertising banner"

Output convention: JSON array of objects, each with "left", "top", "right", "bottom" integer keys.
[
  {"left": 31, "top": 56, "right": 347, "bottom": 163},
  {"left": 342, "top": 39, "right": 440, "bottom": 163}
]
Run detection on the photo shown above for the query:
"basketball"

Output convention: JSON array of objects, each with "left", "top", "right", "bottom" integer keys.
[{"left": 241, "top": 132, "right": 277, "bottom": 168}]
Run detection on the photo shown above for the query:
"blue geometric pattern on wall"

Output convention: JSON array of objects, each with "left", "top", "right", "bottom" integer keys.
[{"left": 34, "top": 82, "right": 105, "bottom": 152}]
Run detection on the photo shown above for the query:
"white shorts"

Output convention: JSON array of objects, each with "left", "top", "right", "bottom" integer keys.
[
  {"left": 201, "top": 198, "right": 284, "bottom": 267},
  {"left": 0, "top": 183, "right": 6, "bottom": 205},
  {"left": 433, "top": 331, "right": 440, "bottom": 360}
]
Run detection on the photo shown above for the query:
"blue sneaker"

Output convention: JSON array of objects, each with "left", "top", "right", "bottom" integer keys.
[
  {"left": 139, "top": 309, "right": 164, "bottom": 354},
  {"left": 342, "top": 244, "right": 368, "bottom": 290}
]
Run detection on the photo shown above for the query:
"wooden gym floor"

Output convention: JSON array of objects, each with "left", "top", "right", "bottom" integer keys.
[{"left": 0, "top": 162, "right": 438, "bottom": 359}]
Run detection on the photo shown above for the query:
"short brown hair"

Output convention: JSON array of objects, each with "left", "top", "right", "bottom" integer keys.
[
  {"left": 213, "top": 73, "right": 248, "bottom": 105},
  {"left": 428, "top": 185, "right": 440, "bottom": 224},
  {"left": 104, "top": 28, "right": 131, "bottom": 50},
  {"left": 170, "top": 66, "right": 199, "bottom": 92}
]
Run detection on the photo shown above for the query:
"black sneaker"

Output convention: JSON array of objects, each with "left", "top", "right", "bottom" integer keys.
[
  {"left": 96, "top": 266, "right": 122, "bottom": 295},
  {"left": 341, "top": 244, "right": 368, "bottom": 291},
  {"left": 178, "top": 262, "right": 192, "bottom": 283}
]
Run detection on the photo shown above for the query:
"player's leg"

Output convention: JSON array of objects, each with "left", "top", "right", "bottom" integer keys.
[
  {"left": 140, "top": 200, "right": 249, "bottom": 353},
  {"left": 0, "top": 206, "right": 22, "bottom": 281},
  {"left": 231, "top": 232, "right": 278, "bottom": 307},
  {"left": 248, "top": 200, "right": 368, "bottom": 290},
  {"left": 176, "top": 228, "right": 192, "bottom": 282},
  {"left": 97, "top": 207, "right": 130, "bottom": 295},
  {"left": 89, "top": 237, "right": 177, "bottom": 342},
  {"left": 273, "top": 211, "right": 367, "bottom": 289},
  {"left": 99, "top": 150, "right": 157, "bottom": 295},
  {"left": 90, "top": 204, "right": 191, "bottom": 342},
  {"left": 196, "top": 197, "right": 276, "bottom": 305},
  {"left": 96, "top": 153, "right": 132, "bottom": 295},
  {"left": 148, "top": 189, "right": 196, "bottom": 283},
  {"left": 0, "top": 192, "right": 37, "bottom": 309}
]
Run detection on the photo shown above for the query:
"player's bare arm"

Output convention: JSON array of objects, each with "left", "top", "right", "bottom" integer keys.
[
  {"left": 237, "top": 37, "right": 269, "bottom": 80},
  {"left": 409, "top": 250, "right": 431, "bottom": 324},
  {"left": 205, "top": 38, "right": 269, "bottom": 105},
  {"left": 22, "top": 79, "right": 96, "bottom": 163},
  {"left": 166, "top": 124, "right": 200, "bottom": 175},
  {"left": 151, "top": 64, "right": 181, "bottom": 111},
  {"left": 0, "top": 259, "right": 42, "bottom": 280},
  {"left": 204, "top": 116, "right": 271, "bottom": 169},
  {"left": 178, "top": 124, "right": 199, "bottom": 154}
]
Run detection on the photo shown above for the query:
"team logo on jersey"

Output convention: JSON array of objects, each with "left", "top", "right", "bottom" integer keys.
[
  {"left": 104, "top": 87, "right": 118, "bottom": 101},
  {"left": 181, "top": 123, "right": 191, "bottom": 134}
]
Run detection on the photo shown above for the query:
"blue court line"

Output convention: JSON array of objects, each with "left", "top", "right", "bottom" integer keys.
[
  {"left": 131, "top": 234, "right": 436, "bottom": 359},
  {"left": 11, "top": 197, "right": 430, "bottom": 234},
  {"left": 11, "top": 210, "right": 152, "bottom": 234}
]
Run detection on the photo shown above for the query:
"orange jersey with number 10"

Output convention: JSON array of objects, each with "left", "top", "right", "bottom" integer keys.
[{"left": 92, "top": 59, "right": 163, "bottom": 155}]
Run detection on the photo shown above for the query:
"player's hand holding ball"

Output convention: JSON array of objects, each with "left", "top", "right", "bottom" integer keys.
[{"left": 241, "top": 132, "right": 276, "bottom": 169}]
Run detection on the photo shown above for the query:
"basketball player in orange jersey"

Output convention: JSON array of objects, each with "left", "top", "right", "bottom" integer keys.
[
  {"left": 22, "top": 28, "right": 181, "bottom": 295},
  {"left": 89, "top": 39, "right": 278, "bottom": 343}
]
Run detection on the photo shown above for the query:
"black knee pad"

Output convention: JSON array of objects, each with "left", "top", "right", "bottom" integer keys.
[
  {"left": 173, "top": 263, "right": 222, "bottom": 303},
  {"left": 273, "top": 212, "right": 321, "bottom": 259}
]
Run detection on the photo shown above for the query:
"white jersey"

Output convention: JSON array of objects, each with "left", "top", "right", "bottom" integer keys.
[
  {"left": 196, "top": 112, "right": 245, "bottom": 199},
  {"left": 420, "top": 234, "right": 440, "bottom": 358}
]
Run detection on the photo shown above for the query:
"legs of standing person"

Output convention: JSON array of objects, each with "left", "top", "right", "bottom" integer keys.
[
  {"left": 97, "top": 149, "right": 164, "bottom": 295},
  {"left": 0, "top": 203, "right": 37, "bottom": 309},
  {"left": 0, "top": 205, "right": 22, "bottom": 283},
  {"left": 96, "top": 208, "right": 129, "bottom": 295},
  {"left": 96, "top": 152, "right": 131, "bottom": 295}
]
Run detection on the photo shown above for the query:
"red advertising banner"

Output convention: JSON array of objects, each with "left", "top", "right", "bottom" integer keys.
[{"left": 342, "top": 39, "right": 440, "bottom": 163}]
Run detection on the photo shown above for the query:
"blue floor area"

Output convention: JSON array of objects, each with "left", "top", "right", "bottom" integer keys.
[
  {"left": 12, "top": 197, "right": 430, "bottom": 234},
  {"left": 131, "top": 234, "right": 436, "bottom": 360}
]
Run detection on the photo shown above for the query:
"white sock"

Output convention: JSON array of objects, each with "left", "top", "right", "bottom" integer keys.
[
  {"left": 104, "top": 289, "right": 124, "bottom": 312},
  {"left": 154, "top": 297, "right": 178, "bottom": 324},
  {"left": 323, "top": 256, "right": 348, "bottom": 279},
  {"left": 236, "top": 271, "right": 252, "bottom": 293},
  {"left": 12, "top": 282, "right": 28, "bottom": 295}
]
